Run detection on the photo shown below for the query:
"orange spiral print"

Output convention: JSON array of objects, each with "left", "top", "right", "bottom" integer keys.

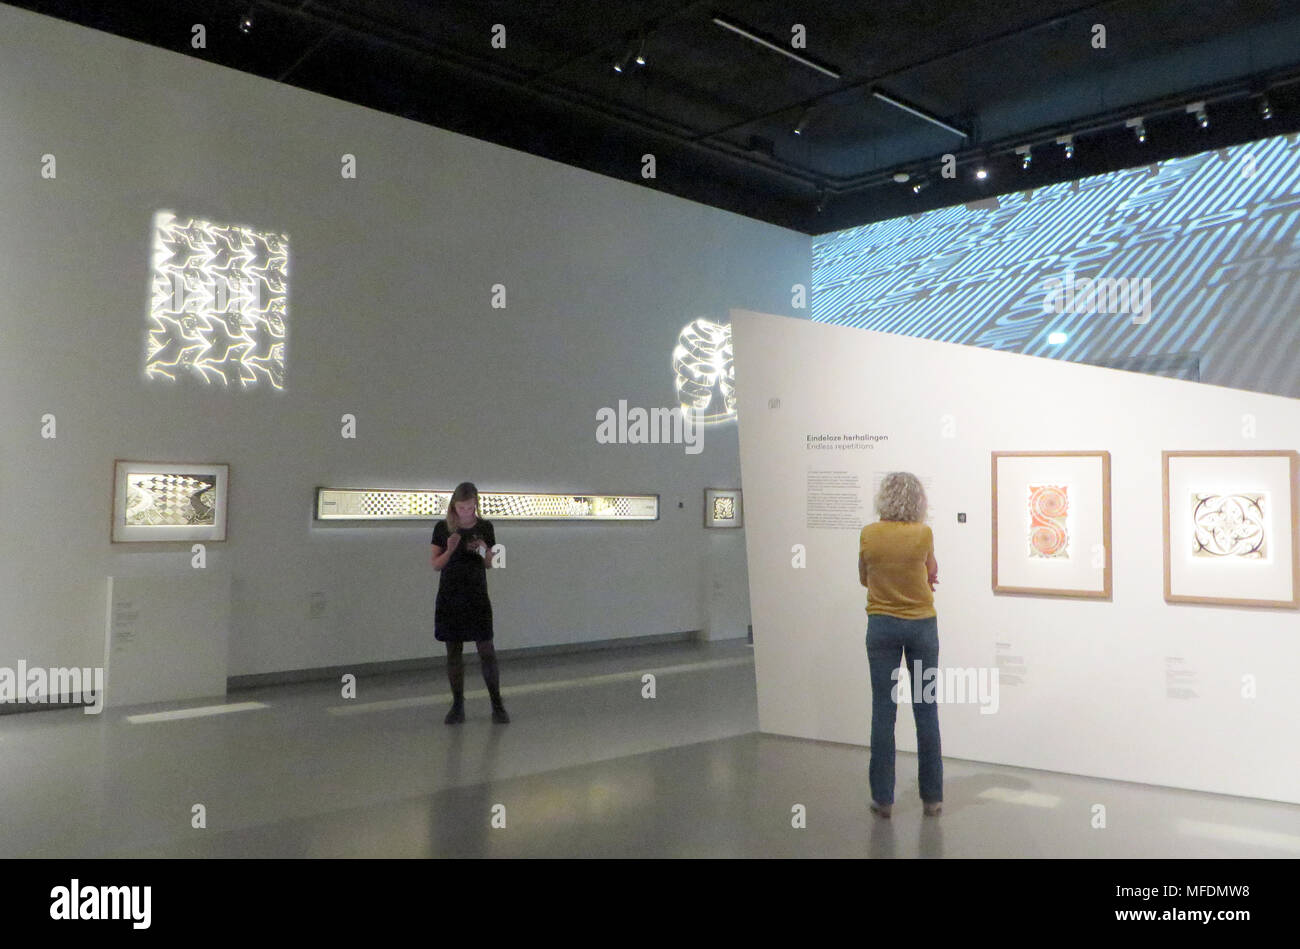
[{"left": 1029, "top": 485, "right": 1069, "bottom": 558}]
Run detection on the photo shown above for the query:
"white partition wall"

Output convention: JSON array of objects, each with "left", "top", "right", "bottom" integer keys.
[{"left": 731, "top": 307, "right": 1300, "bottom": 804}]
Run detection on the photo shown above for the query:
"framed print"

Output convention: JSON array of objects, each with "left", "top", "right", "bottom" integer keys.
[
  {"left": 314, "top": 488, "right": 659, "bottom": 521},
  {"left": 112, "top": 460, "right": 230, "bottom": 542},
  {"left": 992, "top": 451, "right": 1111, "bottom": 599},
  {"left": 704, "top": 488, "right": 743, "bottom": 528},
  {"left": 1162, "top": 450, "right": 1299, "bottom": 608}
]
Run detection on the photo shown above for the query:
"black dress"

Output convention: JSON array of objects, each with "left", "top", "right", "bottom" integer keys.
[{"left": 432, "top": 519, "right": 495, "bottom": 642}]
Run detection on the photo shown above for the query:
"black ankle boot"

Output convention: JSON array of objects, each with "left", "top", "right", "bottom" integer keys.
[
  {"left": 444, "top": 696, "right": 465, "bottom": 724},
  {"left": 490, "top": 699, "right": 510, "bottom": 724}
]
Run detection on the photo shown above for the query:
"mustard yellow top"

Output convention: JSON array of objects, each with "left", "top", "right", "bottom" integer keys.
[{"left": 859, "top": 521, "right": 935, "bottom": 619}]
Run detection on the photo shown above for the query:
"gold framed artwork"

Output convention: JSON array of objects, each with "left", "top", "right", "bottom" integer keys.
[
  {"left": 1162, "top": 450, "right": 1300, "bottom": 608},
  {"left": 112, "top": 460, "right": 230, "bottom": 543},
  {"left": 992, "top": 451, "right": 1112, "bottom": 599}
]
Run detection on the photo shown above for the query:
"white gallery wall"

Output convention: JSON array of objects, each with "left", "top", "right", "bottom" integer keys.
[
  {"left": 732, "top": 308, "right": 1300, "bottom": 804},
  {"left": 0, "top": 5, "right": 806, "bottom": 679}
]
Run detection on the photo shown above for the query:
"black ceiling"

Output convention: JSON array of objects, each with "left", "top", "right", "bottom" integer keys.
[{"left": 10, "top": 0, "right": 1300, "bottom": 234}]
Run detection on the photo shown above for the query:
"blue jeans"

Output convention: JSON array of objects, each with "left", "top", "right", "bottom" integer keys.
[{"left": 866, "top": 613, "right": 943, "bottom": 805}]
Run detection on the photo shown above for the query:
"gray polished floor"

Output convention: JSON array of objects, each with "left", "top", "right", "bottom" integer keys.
[{"left": 3, "top": 639, "right": 1297, "bottom": 858}]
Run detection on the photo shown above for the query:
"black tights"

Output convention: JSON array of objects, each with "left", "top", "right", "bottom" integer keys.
[{"left": 446, "top": 640, "right": 501, "bottom": 704}]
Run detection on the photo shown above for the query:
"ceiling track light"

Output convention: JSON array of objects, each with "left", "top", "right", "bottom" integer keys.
[
  {"left": 871, "top": 90, "right": 968, "bottom": 139},
  {"left": 1015, "top": 145, "right": 1032, "bottom": 169},
  {"left": 1260, "top": 96, "right": 1273, "bottom": 120},
  {"left": 635, "top": 34, "right": 647, "bottom": 67},
  {"left": 239, "top": 7, "right": 255, "bottom": 32},
  {"left": 711, "top": 16, "right": 841, "bottom": 78},
  {"left": 1056, "top": 135, "right": 1074, "bottom": 159},
  {"left": 1186, "top": 100, "right": 1208, "bottom": 129},
  {"left": 792, "top": 107, "right": 813, "bottom": 136},
  {"left": 1125, "top": 116, "right": 1146, "bottom": 143},
  {"left": 911, "top": 179, "right": 929, "bottom": 194}
]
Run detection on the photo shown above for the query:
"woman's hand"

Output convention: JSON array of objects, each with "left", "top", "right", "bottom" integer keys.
[{"left": 445, "top": 532, "right": 461, "bottom": 552}]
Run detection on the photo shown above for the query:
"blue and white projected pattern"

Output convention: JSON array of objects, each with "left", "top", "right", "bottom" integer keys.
[
  {"left": 146, "top": 211, "right": 289, "bottom": 388},
  {"left": 812, "top": 134, "right": 1300, "bottom": 397}
]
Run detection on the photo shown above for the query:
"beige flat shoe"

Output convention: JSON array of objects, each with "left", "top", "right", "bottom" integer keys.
[
  {"left": 923, "top": 802, "right": 942, "bottom": 816},
  {"left": 870, "top": 802, "right": 892, "bottom": 819}
]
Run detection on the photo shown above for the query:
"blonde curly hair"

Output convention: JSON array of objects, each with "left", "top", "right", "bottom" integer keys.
[{"left": 875, "top": 472, "right": 927, "bottom": 522}]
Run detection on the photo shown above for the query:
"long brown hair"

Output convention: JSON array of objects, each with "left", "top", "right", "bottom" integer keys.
[{"left": 445, "top": 481, "right": 479, "bottom": 531}]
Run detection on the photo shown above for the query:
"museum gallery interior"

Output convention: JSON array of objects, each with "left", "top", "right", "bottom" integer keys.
[{"left": 2, "top": 0, "right": 1300, "bottom": 861}]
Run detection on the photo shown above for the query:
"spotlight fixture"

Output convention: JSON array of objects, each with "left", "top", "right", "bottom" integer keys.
[
  {"left": 892, "top": 172, "right": 911, "bottom": 183},
  {"left": 613, "top": 33, "right": 639, "bottom": 73},
  {"left": 911, "top": 179, "right": 929, "bottom": 194},
  {"left": 1056, "top": 135, "right": 1074, "bottom": 159},
  {"left": 239, "top": 9, "right": 254, "bottom": 32},
  {"left": 1260, "top": 97, "right": 1273, "bottom": 120},
  {"left": 1016, "top": 145, "right": 1032, "bottom": 169},
  {"left": 814, "top": 185, "right": 827, "bottom": 213},
  {"left": 1125, "top": 116, "right": 1146, "bottom": 143},
  {"left": 975, "top": 167, "right": 988, "bottom": 180},
  {"left": 792, "top": 107, "right": 813, "bottom": 136},
  {"left": 1186, "top": 101, "right": 1208, "bottom": 129}
]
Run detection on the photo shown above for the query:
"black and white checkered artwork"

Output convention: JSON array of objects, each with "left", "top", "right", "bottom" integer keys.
[
  {"left": 317, "top": 489, "right": 657, "bottom": 520},
  {"left": 125, "top": 474, "right": 218, "bottom": 526}
]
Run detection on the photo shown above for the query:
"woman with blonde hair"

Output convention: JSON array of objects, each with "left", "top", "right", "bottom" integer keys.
[
  {"left": 858, "top": 472, "right": 941, "bottom": 818},
  {"left": 432, "top": 482, "right": 508, "bottom": 724}
]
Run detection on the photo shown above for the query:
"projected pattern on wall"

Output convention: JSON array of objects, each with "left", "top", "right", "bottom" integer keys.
[
  {"left": 812, "top": 134, "right": 1300, "bottom": 398},
  {"left": 1192, "top": 493, "right": 1266, "bottom": 558},
  {"left": 316, "top": 489, "right": 658, "bottom": 520},
  {"left": 1028, "top": 484, "right": 1069, "bottom": 559},
  {"left": 146, "top": 211, "right": 289, "bottom": 389},
  {"left": 673, "top": 318, "right": 736, "bottom": 423},
  {"left": 125, "top": 473, "right": 217, "bottom": 526}
]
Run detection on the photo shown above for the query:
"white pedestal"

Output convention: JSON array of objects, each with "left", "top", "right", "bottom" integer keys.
[{"left": 104, "top": 574, "right": 232, "bottom": 708}]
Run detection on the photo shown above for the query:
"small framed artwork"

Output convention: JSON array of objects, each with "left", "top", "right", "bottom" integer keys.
[
  {"left": 992, "top": 451, "right": 1112, "bottom": 599},
  {"left": 112, "top": 460, "right": 230, "bottom": 543},
  {"left": 704, "top": 488, "right": 743, "bottom": 528},
  {"left": 1162, "top": 450, "right": 1299, "bottom": 608}
]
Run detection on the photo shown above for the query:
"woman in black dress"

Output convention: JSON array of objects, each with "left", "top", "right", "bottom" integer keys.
[{"left": 431, "top": 482, "right": 508, "bottom": 724}]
